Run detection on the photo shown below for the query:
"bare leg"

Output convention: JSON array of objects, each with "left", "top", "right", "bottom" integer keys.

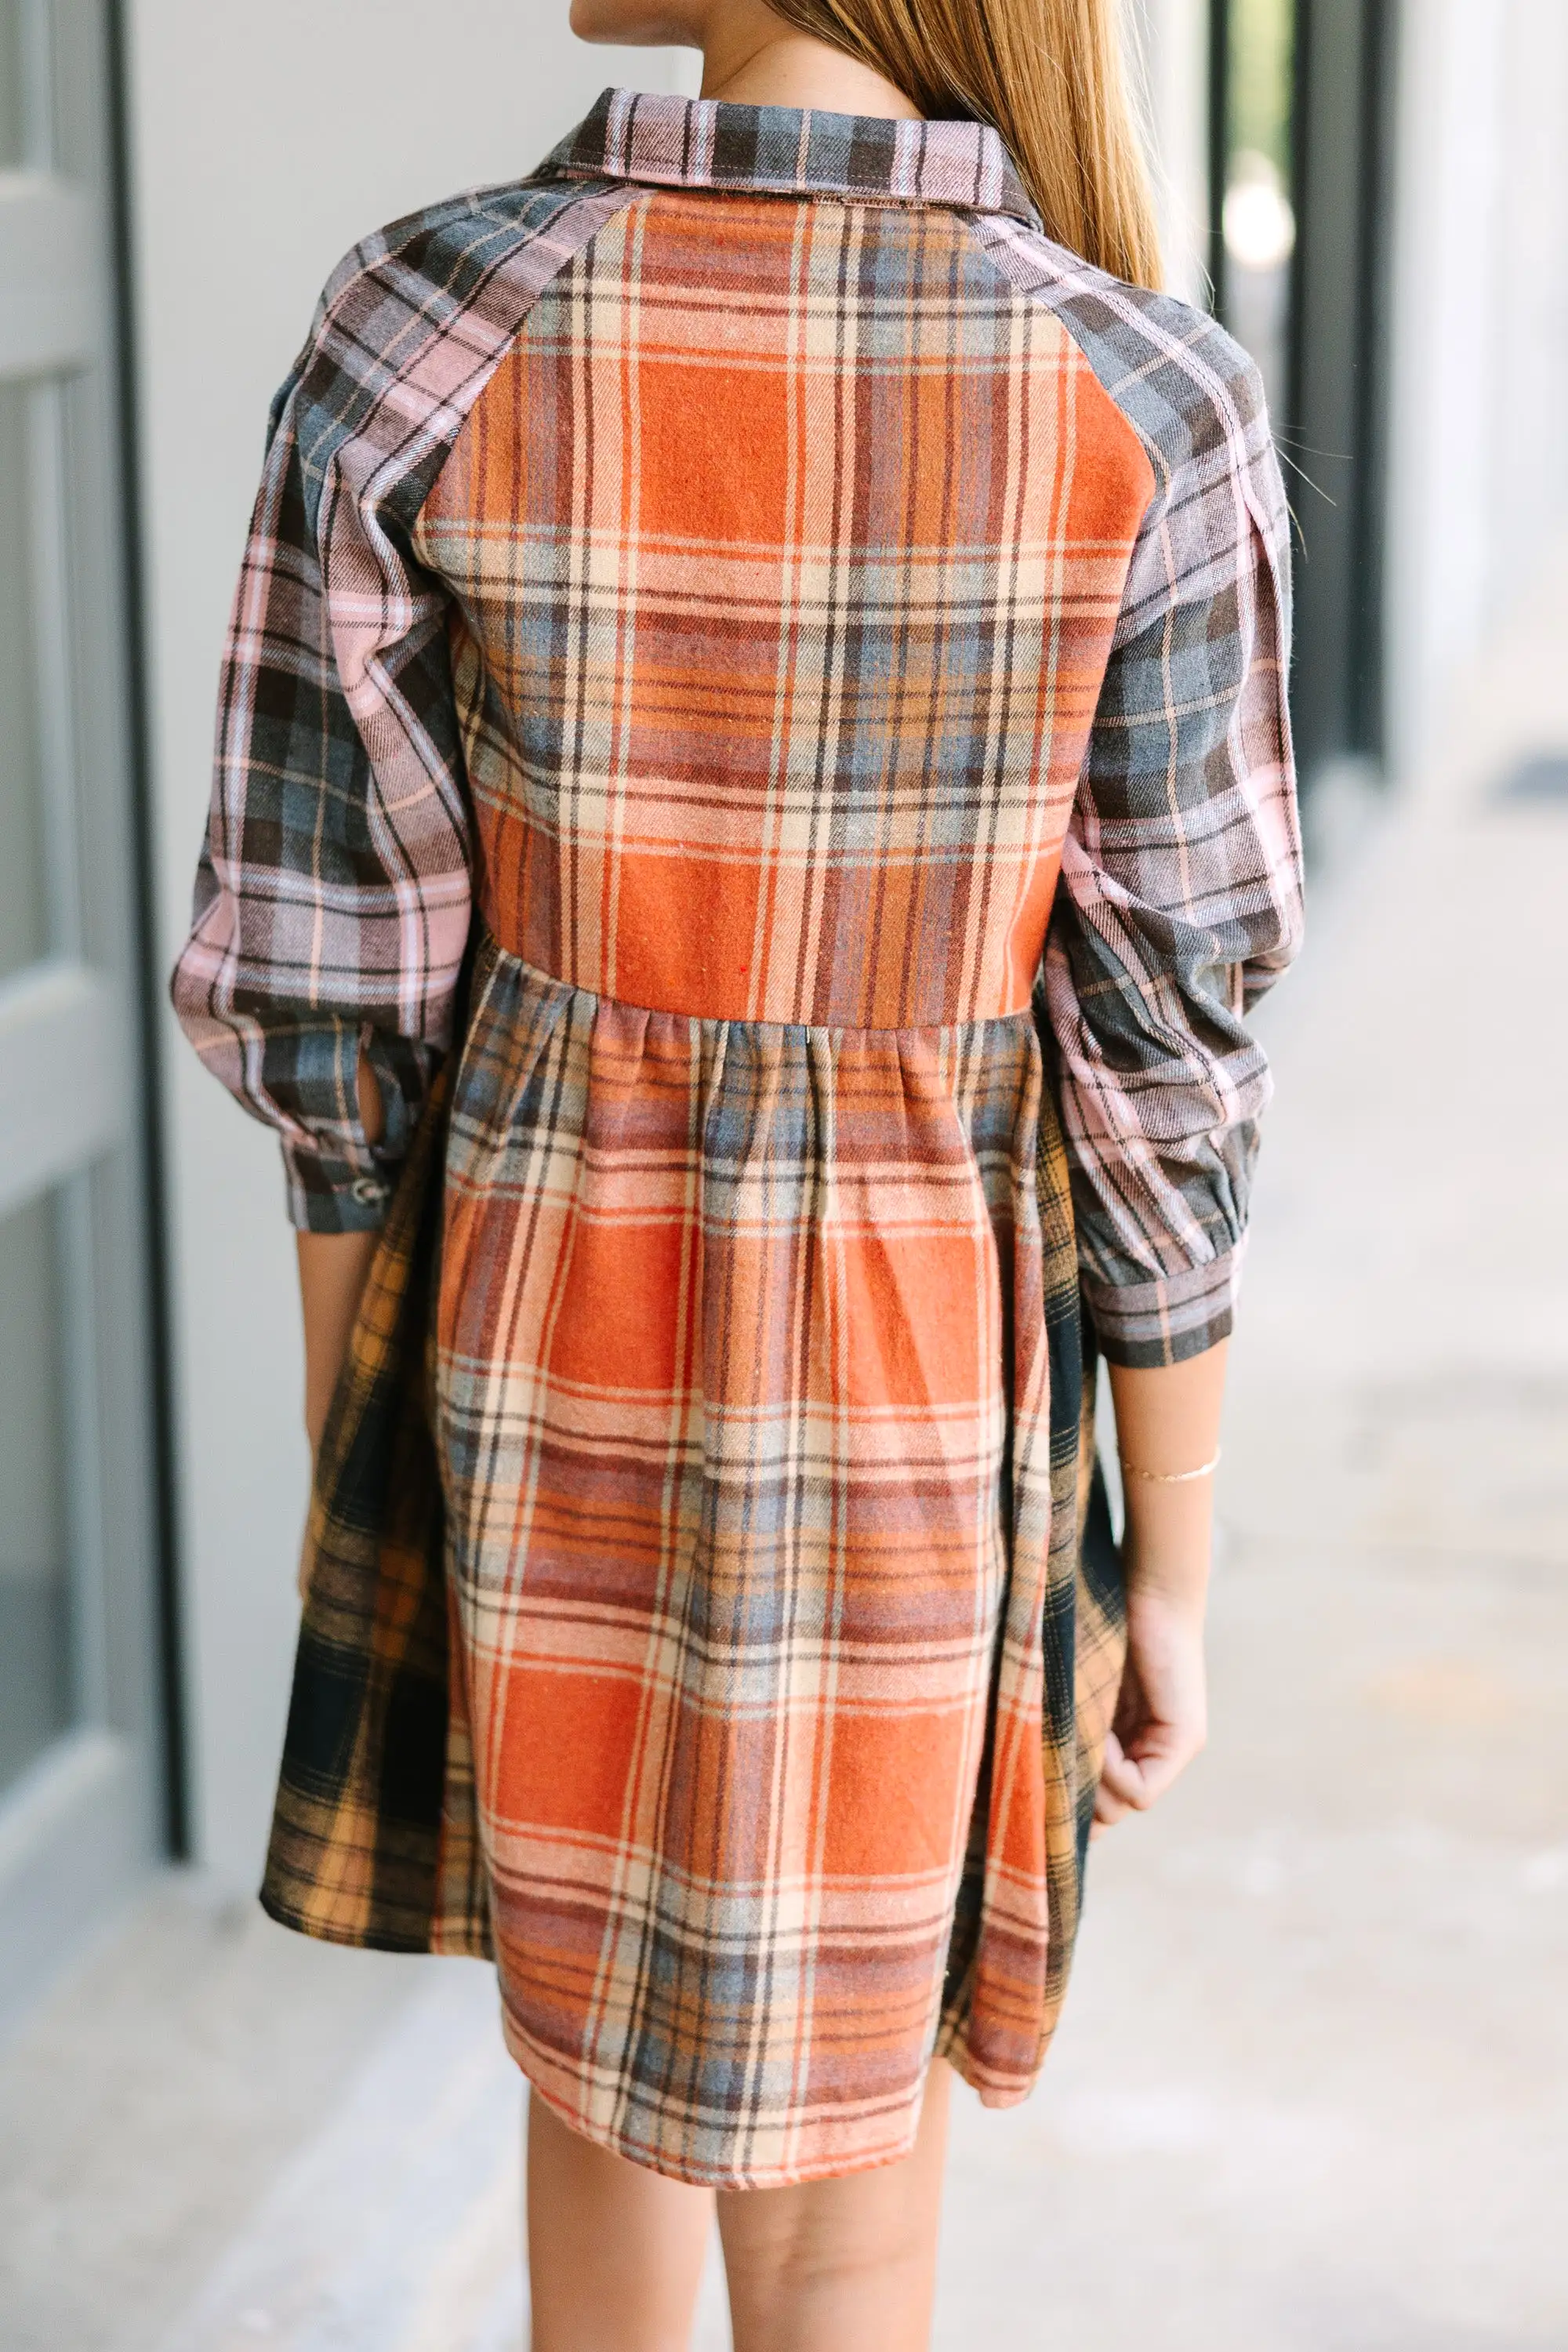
[
  {"left": 525, "top": 2090, "right": 715, "bottom": 2352},
  {"left": 717, "top": 2060, "right": 953, "bottom": 2352}
]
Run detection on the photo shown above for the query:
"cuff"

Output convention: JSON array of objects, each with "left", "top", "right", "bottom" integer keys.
[
  {"left": 282, "top": 1138, "right": 397, "bottom": 1234},
  {"left": 1082, "top": 1245, "right": 1241, "bottom": 1368}
]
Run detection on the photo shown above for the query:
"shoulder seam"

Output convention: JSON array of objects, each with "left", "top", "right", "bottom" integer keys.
[
  {"left": 961, "top": 216, "right": 1254, "bottom": 430},
  {"left": 955, "top": 213, "right": 1174, "bottom": 521},
  {"left": 289, "top": 180, "right": 640, "bottom": 560},
  {"left": 960, "top": 213, "right": 1285, "bottom": 579},
  {"left": 311, "top": 175, "right": 610, "bottom": 339}
]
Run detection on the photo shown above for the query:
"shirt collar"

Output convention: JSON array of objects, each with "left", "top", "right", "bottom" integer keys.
[{"left": 543, "top": 86, "right": 1037, "bottom": 225}]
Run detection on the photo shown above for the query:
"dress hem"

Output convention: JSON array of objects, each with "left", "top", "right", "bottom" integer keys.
[{"left": 499, "top": 2005, "right": 941, "bottom": 2192}]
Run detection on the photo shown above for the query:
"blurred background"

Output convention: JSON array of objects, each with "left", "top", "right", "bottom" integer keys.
[{"left": 1, "top": 2, "right": 1565, "bottom": 2345}]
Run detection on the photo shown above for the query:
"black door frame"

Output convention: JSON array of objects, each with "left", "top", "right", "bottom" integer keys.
[{"left": 1210, "top": 0, "right": 1399, "bottom": 794}]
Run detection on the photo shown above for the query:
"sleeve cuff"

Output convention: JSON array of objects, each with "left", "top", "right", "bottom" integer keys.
[
  {"left": 1082, "top": 1247, "right": 1241, "bottom": 1368},
  {"left": 282, "top": 1138, "right": 397, "bottom": 1234}
]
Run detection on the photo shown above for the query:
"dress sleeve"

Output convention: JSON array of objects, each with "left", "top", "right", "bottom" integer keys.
[
  {"left": 169, "top": 320, "right": 474, "bottom": 1234},
  {"left": 1042, "top": 354, "right": 1305, "bottom": 1367}
]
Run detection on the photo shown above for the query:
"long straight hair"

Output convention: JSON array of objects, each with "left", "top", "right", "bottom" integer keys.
[{"left": 764, "top": 0, "right": 1163, "bottom": 290}]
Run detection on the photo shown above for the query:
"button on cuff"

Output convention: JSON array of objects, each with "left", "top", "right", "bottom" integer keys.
[{"left": 283, "top": 1140, "right": 400, "bottom": 1232}]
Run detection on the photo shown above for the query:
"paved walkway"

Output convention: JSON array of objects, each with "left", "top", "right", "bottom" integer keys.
[{"left": 4, "top": 578, "right": 1566, "bottom": 2350}]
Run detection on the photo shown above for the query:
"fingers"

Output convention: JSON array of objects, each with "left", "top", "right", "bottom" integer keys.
[
  {"left": 1091, "top": 1733, "right": 1134, "bottom": 1838},
  {"left": 1119, "top": 1723, "right": 1206, "bottom": 1805},
  {"left": 1091, "top": 1719, "right": 1207, "bottom": 1839},
  {"left": 1098, "top": 1730, "right": 1146, "bottom": 1807},
  {"left": 1114, "top": 1742, "right": 1188, "bottom": 1813}
]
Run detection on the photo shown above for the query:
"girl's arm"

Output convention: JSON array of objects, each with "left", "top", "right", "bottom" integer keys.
[
  {"left": 295, "top": 1058, "right": 384, "bottom": 1592},
  {"left": 297, "top": 1229, "right": 382, "bottom": 1453},
  {"left": 1093, "top": 1341, "right": 1227, "bottom": 1836},
  {"left": 1034, "top": 335, "right": 1300, "bottom": 1838}
]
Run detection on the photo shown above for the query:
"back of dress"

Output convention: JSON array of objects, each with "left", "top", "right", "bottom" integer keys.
[
  {"left": 419, "top": 164, "right": 1149, "bottom": 1029},
  {"left": 172, "top": 87, "right": 1302, "bottom": 2190}
]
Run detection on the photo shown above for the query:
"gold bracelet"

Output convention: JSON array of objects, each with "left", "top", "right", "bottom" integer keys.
[{"left": 1119, "top": 1447, "right": 1221, "bottom": 1485}]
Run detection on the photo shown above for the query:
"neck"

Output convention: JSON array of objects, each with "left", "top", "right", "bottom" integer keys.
[{"left": 699, "top": 9, "right": 920, "bottom": 119}]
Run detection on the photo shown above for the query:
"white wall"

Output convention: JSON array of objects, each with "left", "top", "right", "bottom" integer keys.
[
  {"left": 125, "top": 3, "right": 697, "bottom": 1886},
  {"left": 1385, "top": 0, "right": 1568, "bottom": 779},
  {"left": 1134, "top": 0, "right": 1211, "bottom": 310}
]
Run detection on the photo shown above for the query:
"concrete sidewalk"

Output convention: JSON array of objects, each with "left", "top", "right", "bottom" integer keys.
[{"left": 4, "top": 597, "right": 1566, "bottom": 2349}]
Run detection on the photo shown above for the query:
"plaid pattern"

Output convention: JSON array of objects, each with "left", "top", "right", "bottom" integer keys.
[
  {"left": 258, "top": 951, "right": 1119, "bottom": 2141},
  {"left": 416, "top": 189, "right": 1148, "bottom": 1033},
  {"left": 550, "top": 82, "right": 1035, "bottom": 220},
  {"left": 170, "top": 90, "right": 1301, "bottom": 1358},
  {"left": 174, "top": 88, "right": 1301, "bottom": 2187},
  {"left": 261, "top": 1056, "right": 491, "bottom": 1959},
  {"left": 171, "top": 172, "right": 640, "bottom": 1230},
  {"left": 438, "top": 938, "right": 1123, "bottom": 2180},
  {"left": 974, "top": 215, "right": 1303, "bottom": 1363}
]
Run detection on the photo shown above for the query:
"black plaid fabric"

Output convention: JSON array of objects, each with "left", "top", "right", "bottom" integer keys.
[{"left": 261, "top": 1055, "right": 491, "bottom": 1956}]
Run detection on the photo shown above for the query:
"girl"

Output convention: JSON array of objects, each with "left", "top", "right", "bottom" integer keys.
[{"left": 172, "top": 2, "right": 1301, "bottom": 2343}]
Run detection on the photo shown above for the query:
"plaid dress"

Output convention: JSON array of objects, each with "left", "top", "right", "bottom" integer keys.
[{"left": 172, "top": 89, "right": 1301, "bottom": 2187}]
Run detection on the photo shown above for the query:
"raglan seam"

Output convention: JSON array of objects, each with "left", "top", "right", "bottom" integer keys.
[
  {"left": 296, "top": 178, "right": 640, "bottom": 556},
  {"left": 291, "top": 179, "right": 644, "bottom": 857},
  {"left": 960, "top": 213, "right": 1288, "bottom": 644},
  {"left": 955, "top": 215, "right": 1290, "bottom": 1354},
  {"left": 228, "top": 177, "right": 644, "bottom": 1228},
  {"left": 967, "top": 218, "right": 1265, "bottom": 463},
  {"left": 956, "top": 215, "right": 1172, "bottom": 532},
  {"left": 312, "top": 170, "right": 609, "bottom": 328},
  {"left": 405, "top": 182, "right": 662, "bottom": 561}
]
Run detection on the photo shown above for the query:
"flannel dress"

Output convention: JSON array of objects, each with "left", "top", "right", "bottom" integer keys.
[{"left": 172, "top": 89, "right": 1303, "bottom": 2188}]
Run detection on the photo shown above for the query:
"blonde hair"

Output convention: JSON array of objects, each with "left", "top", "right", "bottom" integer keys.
[{"left": 764, "top": 0, "right": 1163, "bottom": 290}]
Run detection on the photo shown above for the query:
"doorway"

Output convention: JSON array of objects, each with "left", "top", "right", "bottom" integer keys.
[
  {"left": 0, "top": 0, "right": 166, "bottom": 2021},
  {"left": 1210, "top": 0, "right": 1397, "bottom": 792}
]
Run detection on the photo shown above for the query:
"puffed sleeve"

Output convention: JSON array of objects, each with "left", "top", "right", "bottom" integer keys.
[
  {"left": 1043, "top": 343, "right": 1305, "bottom": 1367},
  {"left": 170, "top": 288, "right": 474, "bottom": 1233}
]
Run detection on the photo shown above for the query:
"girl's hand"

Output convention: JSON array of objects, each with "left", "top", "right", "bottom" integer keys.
[
  {"left": 1091, "top": 1588, "right": 1207, "bottom": 1837},
  {"left": 1092, "top": 1340, "right": 1226, "bottom": 1843}
]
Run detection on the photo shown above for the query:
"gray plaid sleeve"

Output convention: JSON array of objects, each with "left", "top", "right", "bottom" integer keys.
[
  {"left": 172, "top": 357, "right": 468, "bottom": 1233},
  {"left": 169, "top": 180, "right": 629, "bottom": 1232},
  {"left": 974, "top": 220, "right": 1305, "bottom": 1366}
]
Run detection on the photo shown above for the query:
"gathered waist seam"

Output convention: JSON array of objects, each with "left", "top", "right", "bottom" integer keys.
[{"left": 475, "top": 925, "right": 1038, "bottom": 1041}]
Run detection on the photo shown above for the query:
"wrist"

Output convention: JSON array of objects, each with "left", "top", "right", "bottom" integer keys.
[
  {"left": 1120, "top": 1506, "right": 1212, "bottom": 1617},
  {"left": 1119, "top": 1444, "right": 1221, "bottom": 1486},
  {"left": 1123, "top": 1566, "right": 1208, "bottom": 1622}
]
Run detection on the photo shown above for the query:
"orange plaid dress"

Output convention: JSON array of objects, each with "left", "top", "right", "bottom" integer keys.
[{"left": 173, "top": 91, "right": 1301, "bottom": 2185}]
